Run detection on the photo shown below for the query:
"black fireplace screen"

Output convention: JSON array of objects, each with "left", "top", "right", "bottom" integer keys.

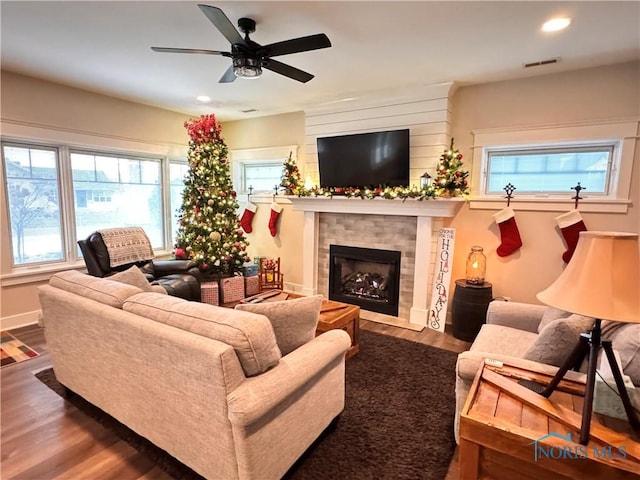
[{"left": 329, "top": 245, "right": 401, "bottom": 316}]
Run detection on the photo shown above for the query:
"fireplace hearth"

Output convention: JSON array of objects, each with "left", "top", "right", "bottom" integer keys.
[{"left": 329, "top": 245, "right": 401, "bottom": 316}]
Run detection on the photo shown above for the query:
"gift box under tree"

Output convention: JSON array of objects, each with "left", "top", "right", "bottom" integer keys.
[
  {"left": 220, "top": 275, "right": 245, "bottom": 304},
  {"left": 244, "top": 275, "right": 260, "bottom": 296},
  {"left": 201, "top": 281, "right": 220, "bottom": 306}
]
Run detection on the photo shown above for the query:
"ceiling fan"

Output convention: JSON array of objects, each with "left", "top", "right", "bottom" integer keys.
[{"left": 151, "top": 4, "right": 331, "bottom": 83}]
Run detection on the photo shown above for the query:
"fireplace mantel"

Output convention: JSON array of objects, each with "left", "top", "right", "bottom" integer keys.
[
  {"left": 289, "top": 195, "right": 464, "bottom": 330},
  {"left": 287, "top": 196, "right": 464, "bottom": 217}
]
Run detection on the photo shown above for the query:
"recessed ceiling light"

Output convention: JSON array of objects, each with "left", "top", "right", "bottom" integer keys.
[
  {"left": 542, "top": 17, "right": 572, "bottom": 32},
  {"left": 196, "top": 95, "right": 211, "bottom": 103}
]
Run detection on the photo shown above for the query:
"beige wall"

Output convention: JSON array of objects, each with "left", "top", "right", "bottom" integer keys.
[
  {"left": 0, "top": 71, "right": 192, "bottom": 326},
  {"left": 449, "top": 61, "right": 640, "bottom": 304},
  {"left": 222, "top": 112, "right": 307, "bottom": 289}
]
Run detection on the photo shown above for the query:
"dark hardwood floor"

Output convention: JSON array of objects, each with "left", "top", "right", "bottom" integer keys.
[{"left": 1, "top": 320, "right": 470, "bottom": 480}]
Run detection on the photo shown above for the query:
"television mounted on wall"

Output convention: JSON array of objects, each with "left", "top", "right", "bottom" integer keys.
[{"left": 317, "top": 129, "right": 410, "bottom": 188}]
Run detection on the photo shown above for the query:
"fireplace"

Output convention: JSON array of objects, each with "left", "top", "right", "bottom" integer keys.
[{"left": 329, "top": 245, "right": 401, "bottom": 316}]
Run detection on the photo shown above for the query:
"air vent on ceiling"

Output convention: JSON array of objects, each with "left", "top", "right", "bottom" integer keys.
[
  {"left": 240, "top": 108, "right": 258, "bottom": 113},
  {"left": 524, "top": 58, "right": 559, "bottom": 69}
]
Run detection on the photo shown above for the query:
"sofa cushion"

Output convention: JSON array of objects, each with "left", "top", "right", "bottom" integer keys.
[
  {"left": 234, "top": 295, "right": 323, "bottom": 355},
  {"left": 123, "top": 293, "right": 281, "bottom": 377},
  {"left": 524, "top": 315, "right": 594, "bottom": 367},
  {"left": 538, "top": 307, "right": 573, "bottom": 333},
  {"left": 470, "top": 323, "right": 539, "bottom": 358},
  {"left": 50, "top": 270, "right": 144, "bottom": 308}
]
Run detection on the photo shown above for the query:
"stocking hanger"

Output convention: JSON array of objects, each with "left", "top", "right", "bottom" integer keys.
[
  {"left": 503, "top": 183, "right": 516, "bottom": 207},
  {"left": 273, "top": 184, "right": 279, "bottom": 200},
  {"left": 247, "top": 185, "right": 253, "bottom": 202},
  {"left": 571, "top": 182, "right": 585, "bottom": 209}
]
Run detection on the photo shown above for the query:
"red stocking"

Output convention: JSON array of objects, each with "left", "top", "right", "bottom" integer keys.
[
  {"left": 268, "top": 203, "right": 283, "bottom": 237},
  {"left": 239, "top": 203, "right": 257, "bottom": 234},
  {"left": 493, "top": 207, "right": 522, "bottom": 257},
  {"left": 556, "top": 210, "right": 587, "bottom": 263}
]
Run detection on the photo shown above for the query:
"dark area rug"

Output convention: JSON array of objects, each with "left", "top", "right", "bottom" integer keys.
[{"left": 36, "top": 329, "right": 458, "bottom": 479}]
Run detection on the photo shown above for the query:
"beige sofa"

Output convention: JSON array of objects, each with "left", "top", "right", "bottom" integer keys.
[
  {"left": 39, "top": 270, "right": 351, "bottom": 480},
  {"left": 454, "top": 300, "right": 640, "bottom": 443}
]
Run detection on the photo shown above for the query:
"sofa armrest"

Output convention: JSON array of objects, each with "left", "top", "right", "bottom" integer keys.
[
  {"left": 226, "top": 329, "right": 351, "bottom": 426},
  {"left": 486, "top": 301, "right": 547, "bottom": 333},
  {"left": 152, "top": 260, "right": 197, "bottom": 275}
]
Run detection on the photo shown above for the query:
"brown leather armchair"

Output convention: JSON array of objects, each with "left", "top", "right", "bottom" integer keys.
[{"left": 78, "top": 231, "right": 201, "bottom": 301}]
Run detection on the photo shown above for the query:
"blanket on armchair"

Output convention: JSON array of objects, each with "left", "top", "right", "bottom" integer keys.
[{"left": 97, "top": 227, "right": 154, "bottom": 267}]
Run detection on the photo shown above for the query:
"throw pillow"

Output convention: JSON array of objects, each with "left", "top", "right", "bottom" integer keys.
[
  {"left": 538, "top": 307, "right": 573, "bottom": 333},
  {"left": 109, "top": 265, "right": 153, "bottom": 292},
  {"left": 608, "top": 323, "right": 640, "bottom": 386},
  {"left": 523, "top": 314, "right": 595, "bottom": 367},
  {"left": 235, "top": 295, "right": 323, "bottom": 355}
]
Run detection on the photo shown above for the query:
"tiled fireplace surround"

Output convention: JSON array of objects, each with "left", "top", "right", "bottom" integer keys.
[{"left": 290, "top": 197, "right": 463, "bottom": 330}]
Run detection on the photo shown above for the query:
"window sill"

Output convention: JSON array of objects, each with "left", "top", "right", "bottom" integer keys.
[
  {"left": 468, "top": 196, "right": 630, "bottom": 213},
  {"left": 1, "top": 262, "right": 88, "bottom": 287}
]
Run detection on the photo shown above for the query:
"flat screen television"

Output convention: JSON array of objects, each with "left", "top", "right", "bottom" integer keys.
[{"left": 317, "top": 129, "right": 410, "bottom": 188}]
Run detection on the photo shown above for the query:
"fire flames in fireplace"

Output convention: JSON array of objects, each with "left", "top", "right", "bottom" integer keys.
[{"left": 341, "top": 272, "right": 389, "bottom": 302}]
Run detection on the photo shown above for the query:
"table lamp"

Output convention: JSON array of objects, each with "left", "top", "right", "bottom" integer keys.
[{"left": 534, "top": 231, "right": 640, "bottom": 445}]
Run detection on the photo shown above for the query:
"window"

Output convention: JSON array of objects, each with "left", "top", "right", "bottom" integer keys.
[
  {"left": 243, "top": 163, "right": 283, "bottom": 193},
  {"left": 71, "top": 152, "right": 163, "bottom": 246},
  {"left": 470, "top": 121, "right": 637, "bottom": 212},
  {"left": 2, "top": 145, "right": 64, "bottom": 265},
  {"left": 169, "top": 161, "right": 189, "bottom": 244},
  {"left": 485, "top": 144, "right": 613, "bottom": 195},
  {"left": 231, "top": 145, "right": 298, "bottom": 195},
  {"left": 2, "top": 140, "right": 187, "bottom": 270}
]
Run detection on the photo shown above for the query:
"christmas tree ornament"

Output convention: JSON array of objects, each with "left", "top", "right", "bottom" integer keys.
[
  {"left": 209, "top": 231, "right": 221, "bottom": 242},
  {"left": 239, "top": 202, "right": 257, "bottom": 233},
  {"left": 556, "top": 210, "right": 587, "bottom": 263},
  {"left": 269, "top": 203, "right": 283, "bottom": 237},
  {"left": 493, "top": 207, "right": 523, "bottom": 257}
]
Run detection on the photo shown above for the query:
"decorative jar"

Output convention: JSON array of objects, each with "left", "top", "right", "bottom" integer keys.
[{"left": 466, "top": 246, "right": 486, "bottom": 285}]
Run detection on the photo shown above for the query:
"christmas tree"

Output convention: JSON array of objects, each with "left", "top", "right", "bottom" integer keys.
[
  {"left": 174, "top": 114, "right": 249, "bottom": 274},
  {"left": 279, "top": 152, "right": 305, "bottom": 196},
  {"left": 435, "top": 138, "right": 469, "bottom": 197}
]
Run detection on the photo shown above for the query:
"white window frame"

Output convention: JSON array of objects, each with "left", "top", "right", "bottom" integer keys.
[
  {"left": 1, "top": 137, "right": 187, "bottom": 285},
  {"left": 469, "top": 120, "right": 637, "bottom": 213},
  {"left": 231, "top": 145, "right": 298, "bottom": 200}
]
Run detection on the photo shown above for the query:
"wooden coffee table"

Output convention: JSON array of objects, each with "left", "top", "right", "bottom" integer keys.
[
  {"left": 225, "top": 291, "right": 360, "bottom": 359},
  {"left": 459, "top": 359, "right": 640, "bottom": 479}
]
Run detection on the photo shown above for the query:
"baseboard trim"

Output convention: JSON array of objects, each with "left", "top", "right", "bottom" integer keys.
[{"left": 1, "top": 310, "right": 41, "bottom": 330}]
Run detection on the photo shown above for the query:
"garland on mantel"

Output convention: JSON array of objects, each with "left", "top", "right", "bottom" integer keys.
[
  {"left": 279, "top": 140, "right": 469, "bottom": 201},
  {"left": 298, "top": 185, "right": 438, "bottom": 201}
]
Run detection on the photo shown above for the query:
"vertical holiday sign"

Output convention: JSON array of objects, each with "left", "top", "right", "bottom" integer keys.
[{"left": 428, "top": 228, "right": 456, "bottom": 332}]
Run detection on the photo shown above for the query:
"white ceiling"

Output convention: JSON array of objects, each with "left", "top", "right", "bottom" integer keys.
[{"left": 2, "top": 1, "right": 639, "bottom": 121}]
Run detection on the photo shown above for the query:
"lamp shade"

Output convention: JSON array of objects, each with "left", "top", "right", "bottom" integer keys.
[{"left": 537, "top": 231, "right": 640, "bottom": 323}]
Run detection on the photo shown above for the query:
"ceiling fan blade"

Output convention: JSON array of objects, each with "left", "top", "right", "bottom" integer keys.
[
  {"left": 219, "top": 65, "right": 237, "bottom": 83},
  {"left": 263, "top": 33, "right": 331, "bottom": 58},
  {"left": 151, "top": 47, "right": 229, "bottom": 56},
  {"left": 263, "top": 59, "right": 314, "bottom": 83},
  {"left": 198, "top": 4, "right": 245, "bottom": 46}
]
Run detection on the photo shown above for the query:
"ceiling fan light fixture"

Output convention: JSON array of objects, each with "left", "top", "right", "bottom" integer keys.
[{"left": 233, "top": 56, "right": 262, "bottom": 78}]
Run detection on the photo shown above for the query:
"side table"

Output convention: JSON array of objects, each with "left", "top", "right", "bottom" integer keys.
[
  {"left": 451, "top": 279, "right": 492, "bottom": 342},
  {"left": 459, "top": 359, "right": 640, "bottom": 479}
]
